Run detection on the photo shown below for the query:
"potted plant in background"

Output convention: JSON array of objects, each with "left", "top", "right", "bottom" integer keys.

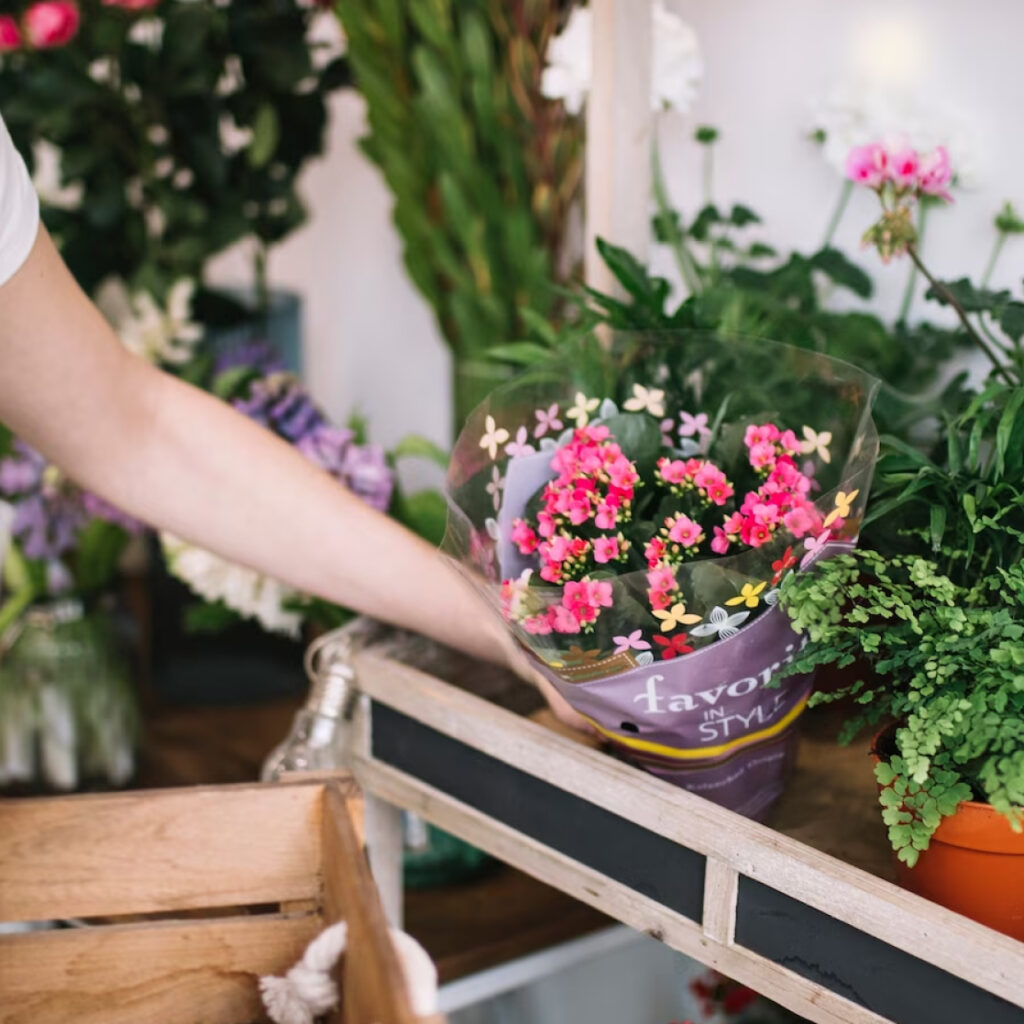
[
  {"left": 0, "top": 0, "right": 349, "bottom": 372},
  {"left": 0, "top": 429, "right": 143, "bottom": 793},
  {"left": 778, "top": 142, "right": 1024, "bottom": 938}
]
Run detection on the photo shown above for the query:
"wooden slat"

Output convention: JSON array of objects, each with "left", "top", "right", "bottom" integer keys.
[
  {"left": 0, "top": 783, "right": 322, "bottom": 921},
  {"left": 350, "top": 652, "right": 1024, "bottom": 1008},
  {"left": 0, "top": 912, "right": 321, "bottom": 1024},
  {"left": 351, "top": 755, "right": 890, "bottom": 1024},
  {"left": 584, "top": 0, "right": 653, "bottom": 295},
  {"left": 321, "top": 782, "right": 419, "bottom": 1024},
  {"left": 702, "top": 859, "right": 739, "bottom": 945}
]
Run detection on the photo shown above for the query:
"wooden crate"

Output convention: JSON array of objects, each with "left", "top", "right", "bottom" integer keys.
[
  {"left": 345, "top": 649, "right": 1024, "bottom": 1024},
  {"left": 0, "top": 776, "right": 443, "bottom": 1024}
]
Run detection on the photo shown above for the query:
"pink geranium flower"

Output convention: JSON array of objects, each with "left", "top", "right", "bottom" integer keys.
[
  {"left": 845, "top": 143, "right": 888, "bottom": 188},
  {"left": 888, "top": 146, "right": 920, "bottom": 189},
  {"left": 917, "top": 145, "right": 952, "bottom": 201}
]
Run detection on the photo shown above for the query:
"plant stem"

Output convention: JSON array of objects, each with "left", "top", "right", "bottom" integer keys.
[
  {"left": 906, "top": 245, "right": 1014, "bottom": 385},
  {"left": 651, "top": 141, "right": 702, "bottom": 295},
  {"left": 702, "top": 143, "right": 713, "bottom": 208},
  {"left": 981, "top": 231, "right": 1007, "bottom": 288},
  {"left": 897, "top": 203, "right": 929, "bottom": 323},
  {"left": 822, "top": 179, "right": 853, "bottom": 250}
]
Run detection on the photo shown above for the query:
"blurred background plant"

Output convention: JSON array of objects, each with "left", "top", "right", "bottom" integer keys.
[
  {"left": 0, "top": 0, "right": 348, "bottom": 321},
  {"left": 336, "top": 0, "right": 584, "bottom": 434}
]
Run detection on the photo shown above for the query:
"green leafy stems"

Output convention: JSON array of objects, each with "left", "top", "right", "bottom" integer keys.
[{"left": 778, "top": 551, "right": 1024, "bottom": 866}]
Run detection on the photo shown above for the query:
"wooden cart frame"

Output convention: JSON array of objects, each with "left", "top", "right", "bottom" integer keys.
[
  {"left": 0, "top": 775, "right": 440, "bottom": 1024},
  {"left": 346, "top": 650, "right": 1024, "bottom": 1024}
]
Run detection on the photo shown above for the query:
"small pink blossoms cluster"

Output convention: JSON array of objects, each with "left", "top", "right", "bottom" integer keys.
[
  {"left": 511, "top": 424, "right": 638, "bottom": 586},
  {"left": 846, "top": 140, "right": 954, "bottom": 262},
  {"left": 845, "top": 142, "right": 952, "bottom": 202},
  {"left": 645, "top": 424, "right": 821, "bottom": 613}
]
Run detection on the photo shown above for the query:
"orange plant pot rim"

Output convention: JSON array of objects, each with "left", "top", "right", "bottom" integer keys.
[{"left": 872, "top": 725, "right": 1024, "bottom": 855}]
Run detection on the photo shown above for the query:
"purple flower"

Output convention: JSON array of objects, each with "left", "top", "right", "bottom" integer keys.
[
  {"left": 213, "top": 339, "right": 286, "bottom": 376},
  {"left": 233, "top": 373, "right": 326, "bottom": 443},
  {"left": 0, "top": 442, "right": 86, "bottom": 575},
  {"left": 297, "top": 425, "right": 394, "bottom": 513},
  {"left": 0, "top": 441, "right": 140, "bottom": 575}
]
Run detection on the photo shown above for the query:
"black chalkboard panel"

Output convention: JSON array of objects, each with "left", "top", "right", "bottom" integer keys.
[
  {"left": 735, "top": 877, "right": 1024, "bottom": 1024},
  {"left": 371, "top": 703, "right": 706, "bottom": 921}
]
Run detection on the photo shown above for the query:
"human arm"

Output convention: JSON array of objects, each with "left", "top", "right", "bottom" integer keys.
[{"left": 0, "top": 226, "right": 588, "bottom": 727}]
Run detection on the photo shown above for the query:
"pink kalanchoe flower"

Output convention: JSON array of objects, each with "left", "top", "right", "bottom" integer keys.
[
  {"left": 749, "top": 442, "right": 777, "bottom": 471},
  {"left": 888, "top": 146, "right": 920, "bottom": 189},
  {"left": 0, "top": 15, "right": 21, "bottom": 49},
  {"left": 595, "top": 501, "right": 618, "bottom": 530},
  {"left": 744, "top": 423, "right": 780, "bottom": 448},
  {"left": 523, "top": 613, "right": 553, "bottom": 635},
  {"left": 511, "top": 518, "right": 539, "bottom": 555},
  {"left": 657, "top": 457, "right": 689, "bottom": 486},
  {"left": 550, "top": 604, "right": 582, "bottom": 634},
  {"left": 917, "top": 145, "right": 953, "bottom": 202},
  {"left": 644, "top": 536, "right": 668, "bottom": 568},
  {"left": 845, "top": 143, "right": 889, "bottom": 189},
  {"left": 711, "top": 526, "right": 731, "bottom": 555},
  {"left": 668, "top": 514, "right": 704, "bottom": 548},
  {"left": 593, "top": 536, "right": 621, "bottom": 564},
  {"left": 22, "top": 1, "right": 80, "bottom": 47},
  {"left": 783, "top": 505, "right": 816, "bottom": 537}
]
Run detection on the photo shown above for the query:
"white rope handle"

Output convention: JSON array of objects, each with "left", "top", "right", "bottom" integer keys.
[{"left": 260, "top": 921, "right": 439, "bottom": 1024}]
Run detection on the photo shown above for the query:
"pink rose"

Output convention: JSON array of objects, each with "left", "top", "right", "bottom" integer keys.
[
  {"left": 917, "top": 145, "right": 952, "bottom": 201},
  {"left": 888, "top": 147, "right": 920, "bottom": 189},
  {"left": 23, "top": 1, "right": 80, "bottom": 48},
  {"left": 845, "top": 143, "right": 888, "bottom": 189},
  {"left": 0, "top": 15, "right": 22, "bottom": 50}
]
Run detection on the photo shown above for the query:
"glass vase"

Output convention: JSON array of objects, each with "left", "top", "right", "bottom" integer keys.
[{"left": 0, "top": 598, "right": 137, "bottom": 794}]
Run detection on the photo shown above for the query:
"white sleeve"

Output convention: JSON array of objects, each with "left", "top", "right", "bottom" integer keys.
[{"left": 0, "top": 111, "right": 40, "bottom": 287}]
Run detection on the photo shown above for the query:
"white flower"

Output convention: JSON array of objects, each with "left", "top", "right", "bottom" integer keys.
[
  {"left": 541, "top": 2, "right": 703, "bottom": 115},
  {"left": 691, "top": 606, "right": 749, "bottom": 640},
  {"left": 651, "top": 2, "right": 703, "bottom": 113},
  {"left": 127, "top": 16, "right": 164, "bottom": 50},
  {"left": 566, "top": 391, "right": 600, "bottom": 427},
  {"left": 479, "top": 415, "right": 510, "bottom": 460},
  {"left": 162, "top": 534, "right": 303, "bottom": 637},
  {"left": 801, "top": 426, "right": 833, "bottom": 464},
  {"left": 809, "top": 84, "right": 983, "bottom": 187},
  {"left": 306, "top": 7, "right": 346, "bottom": 71},
  {"left": 219, "top": 114, "right": 254, "bottom": 156},
  {"left": 623, "top": 384, "right": 666, "bottom": 417},
  {"left": 95, "top": 278, "right": 203, "bottom": 366},
  {"left": 31, "top": 140, "right": 83, "bottom": 211}
]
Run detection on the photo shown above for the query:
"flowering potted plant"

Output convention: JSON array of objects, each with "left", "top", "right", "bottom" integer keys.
[
  {"left": 777, "top": 139, "right": 1024, "bottom": 938},
  {"left": 445, "top": 333, "right": 877, "bottom": 819}
]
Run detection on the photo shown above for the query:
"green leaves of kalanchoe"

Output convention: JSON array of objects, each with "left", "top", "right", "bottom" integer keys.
[{"left": 778, "top": 550, "right": 1024, "bottom": 863}]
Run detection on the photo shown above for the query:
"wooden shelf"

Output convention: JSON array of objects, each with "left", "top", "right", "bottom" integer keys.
[{"left": 338, "top": 641, "right": 1024, "bottom": 1024}]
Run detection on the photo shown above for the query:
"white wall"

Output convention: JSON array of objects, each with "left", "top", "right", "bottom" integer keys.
[
  {"left": 212, "top": 0, "right": 1022, "bottom": 451},
  {"left": 661, "top": 0, "right": 1024, "bottom": 329}
]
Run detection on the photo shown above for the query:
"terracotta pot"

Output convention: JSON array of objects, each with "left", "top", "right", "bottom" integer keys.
[{"left": 873, "top": 725, "right": 1024, "bottom": 940}]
